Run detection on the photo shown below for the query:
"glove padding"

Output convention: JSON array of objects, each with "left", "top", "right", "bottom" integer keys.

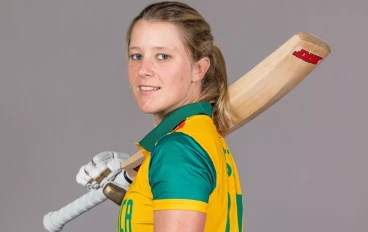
[{"left": 76, "top": 151, "right": 130, "bottom": 191}]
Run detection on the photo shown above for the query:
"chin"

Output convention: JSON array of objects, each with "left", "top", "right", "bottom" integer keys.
[
  {"left": 137, "top": 102, "right": 162, "bottom": 114},
  {"left": 139, "top": 108, "right": 157, "bottom": 114}
]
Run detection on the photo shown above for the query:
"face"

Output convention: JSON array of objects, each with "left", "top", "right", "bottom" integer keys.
[{"left": 127, "top": 20, "right": 208, "bottom": 125}]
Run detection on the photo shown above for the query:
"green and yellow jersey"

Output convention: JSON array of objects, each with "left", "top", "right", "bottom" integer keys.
[{"left": 118, "top": 102, "right": 244, "bottom": 232}]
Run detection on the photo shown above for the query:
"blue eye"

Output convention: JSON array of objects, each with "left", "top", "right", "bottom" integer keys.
[
  {"left": 130, "top": 54, "right": 142, "bottom": 60},
  {"left": 157, "top": 54, "right": 170, "bottom": 60}
]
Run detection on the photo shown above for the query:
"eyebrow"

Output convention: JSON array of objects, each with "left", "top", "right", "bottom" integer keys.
[{"left": 128, "top": 46, "right": 177, "bottom": 51}]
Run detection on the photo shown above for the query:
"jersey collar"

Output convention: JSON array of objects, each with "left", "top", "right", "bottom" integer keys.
[{"left": 136, "top": 101, "right": 212, "bottom": 154}]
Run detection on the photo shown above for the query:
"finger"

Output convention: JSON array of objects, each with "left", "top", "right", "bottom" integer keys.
[
  {"left": 89, "top": 165, "right": 109, "bottom": 180},
  {"left": 89, "top": 182, "right": 100, "bottom": 190},
  {"left": 92, "top": 151, "right": 114, "bottom": 165},
  {"left": 113, "top": 152, "right": 131, "bottom": 161},
  {"left": 106, "top": 159, "right": 122, "bottom": 172},
  {"left": 84, "top": 161, "right": 107, "bottom": 180},
  {"left": 86, "top": 183, "right": 99, "bottom": 191},
  {"left": 76, "top": 166, "right": 92, "bottom": 186},
  {"left": 84, "top": 161, "right": 96, "bottom": 175}
]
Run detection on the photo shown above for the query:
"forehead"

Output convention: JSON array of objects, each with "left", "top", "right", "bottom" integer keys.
[{"left": 129, "top": 20, "right": 186, "bottom": 51}]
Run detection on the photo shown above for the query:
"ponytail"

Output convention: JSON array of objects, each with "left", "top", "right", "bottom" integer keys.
[{"left": 198, "top": 43, "right": 237, "bottom": 136}]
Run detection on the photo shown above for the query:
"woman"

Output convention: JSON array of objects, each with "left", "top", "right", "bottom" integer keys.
[
  {"left": 121, "top": 1, "right": 244, "bottom": 231},
  {"left": 78, "top": 1, "right": 244, "bottom": 231}
]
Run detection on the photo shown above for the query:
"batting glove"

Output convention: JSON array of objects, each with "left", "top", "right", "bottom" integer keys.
[{"left": 76, "top": 151, "right": 130, "bottom": 191}]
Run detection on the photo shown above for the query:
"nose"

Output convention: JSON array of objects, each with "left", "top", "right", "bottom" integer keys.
[{"left": 138, "top": 59, "right": 154, "bottom": 77}]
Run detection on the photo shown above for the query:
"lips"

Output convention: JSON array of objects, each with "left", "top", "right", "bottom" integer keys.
[
  {"left": 139, "top": 86, "right": 160, "bottom": 91},
  {"left": 138, "top": 85, "right": 161, "bottom": 95}
]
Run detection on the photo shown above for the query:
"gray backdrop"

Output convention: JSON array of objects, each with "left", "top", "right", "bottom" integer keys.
[{"left": 1, "top": 0, "right": 367, "bottom": 231}]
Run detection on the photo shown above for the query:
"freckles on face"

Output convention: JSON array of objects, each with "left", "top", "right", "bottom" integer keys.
[{"left": 127, "top": 20, "right": 196, "bottom": 116}]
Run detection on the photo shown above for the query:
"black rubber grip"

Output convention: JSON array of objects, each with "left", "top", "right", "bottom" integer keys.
[{"left": 123, "top": 170, "right": 133, "bottom": 184}]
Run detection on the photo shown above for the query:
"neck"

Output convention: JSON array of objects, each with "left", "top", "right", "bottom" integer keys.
[
  {"left": 153, "top": 114, "right": 164, "bottom": 127},
  {"left": 152, "top": 84, "right": 202, "bottom": 127}
]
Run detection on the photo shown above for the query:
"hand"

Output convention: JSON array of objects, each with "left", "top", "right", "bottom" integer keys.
[{"left": 76, "top": 151, "right": 130, "bottom": 191}]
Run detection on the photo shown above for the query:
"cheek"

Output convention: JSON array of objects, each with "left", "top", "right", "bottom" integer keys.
[
  {"left": 164, "top": 74, "right": 186, "bottom": 95},
  {"left": 166, "top": 65, "right": 192, "bottom": 88},
  {"left": 163, "top": 78, "right": 190, "bottom": 103},
  {"left": 127, "top": 64, "right": 136, "bottom": 82}
]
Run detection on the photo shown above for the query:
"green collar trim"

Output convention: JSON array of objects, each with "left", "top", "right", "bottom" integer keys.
[{"left": 138, "top": 101, "right": 212, "bottom": 152}]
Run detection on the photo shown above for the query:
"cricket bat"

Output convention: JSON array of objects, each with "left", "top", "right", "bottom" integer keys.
[{"left": 43, "top": 32, "right": 331, "bottom": 232}]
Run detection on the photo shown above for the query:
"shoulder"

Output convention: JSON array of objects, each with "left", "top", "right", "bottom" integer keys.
[
  {"left": 149, "top": 131, "right": 217, "bottom": 191},
  {"left": 151, "top": 131, "right": 210, "bottom": 165},
  {"left": 165, "top": 115, "right": 222, "bottom": 159},
  {"left": 153, "top": 114, "right": 216, "bottom": 150},
  {"left": 176, "top": 114, "right": 217, "bottom": 134},
  {"left": 155, "top": 130, "right": 200, "bottom": 150},
  {"left": 148, "top": 131, "right": 217, "bottom": 202}
]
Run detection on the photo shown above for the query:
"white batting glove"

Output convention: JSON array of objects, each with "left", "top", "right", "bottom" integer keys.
[{"left": 76, "top": 151, "right": 130, "bottom": 191}]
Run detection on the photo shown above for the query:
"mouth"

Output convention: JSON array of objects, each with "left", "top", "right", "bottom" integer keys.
[
  {"left": 138, "top": 85, "right": 161, "bottom": 95},
  {"left": 139, "top": 86, "right": 161, "bottom": 91}
]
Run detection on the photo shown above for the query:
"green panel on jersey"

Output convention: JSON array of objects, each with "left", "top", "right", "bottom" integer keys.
[{"left": 149, "top": 132, "right": 216, "bottom": 203}]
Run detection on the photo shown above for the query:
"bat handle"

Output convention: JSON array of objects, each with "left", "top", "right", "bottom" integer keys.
[{"left": 43, "top": 188, "right": 107, "bottom": 232}]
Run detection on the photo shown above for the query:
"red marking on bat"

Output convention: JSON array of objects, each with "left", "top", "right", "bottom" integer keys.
[
  {"left": 172, "top": 120, "right": 186, "bottom": 132},
  {"left": 134, "top": 165, "right": 140, "bottom": 172},
  {"left": 292, "top": 49, "right": 323, "bottom": 65}
]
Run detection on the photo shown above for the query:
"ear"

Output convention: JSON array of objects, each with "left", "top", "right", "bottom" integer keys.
[{"left": 192, "top": 56, "right": 210, "bottom": 83}]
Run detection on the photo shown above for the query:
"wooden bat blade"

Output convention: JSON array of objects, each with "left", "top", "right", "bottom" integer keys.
[
  {"left": 121, "top": 32, "right": 331, "bottom": 180},
  {"left": 227, "top": 32, "right": 331, "bottom": 133}
]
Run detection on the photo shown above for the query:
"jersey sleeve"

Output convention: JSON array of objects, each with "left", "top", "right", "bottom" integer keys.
[{"left": 148, "top": 132, "right": 216, "bottom": 213}]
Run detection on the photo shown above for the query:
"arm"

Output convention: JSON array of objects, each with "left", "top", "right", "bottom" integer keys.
[
  {"left": 149, "top": 133, "right": 216, "bottom": 232},
  {"left": 154, "top": 210, "right": 206, "bottom": 232}
]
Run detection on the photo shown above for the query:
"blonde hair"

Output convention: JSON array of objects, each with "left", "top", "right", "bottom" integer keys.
[{"left": 126, "top": 1, "right": 237, "bottom": 136}]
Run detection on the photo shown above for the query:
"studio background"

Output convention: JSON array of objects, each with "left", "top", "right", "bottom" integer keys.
[{"left": 1, "top": 0, "right": 367, "bottom": 231}]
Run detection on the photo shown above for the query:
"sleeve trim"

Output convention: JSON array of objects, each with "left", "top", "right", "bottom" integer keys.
[{"left": 153, "top": 199, "right": 208, "bottom": 213}]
